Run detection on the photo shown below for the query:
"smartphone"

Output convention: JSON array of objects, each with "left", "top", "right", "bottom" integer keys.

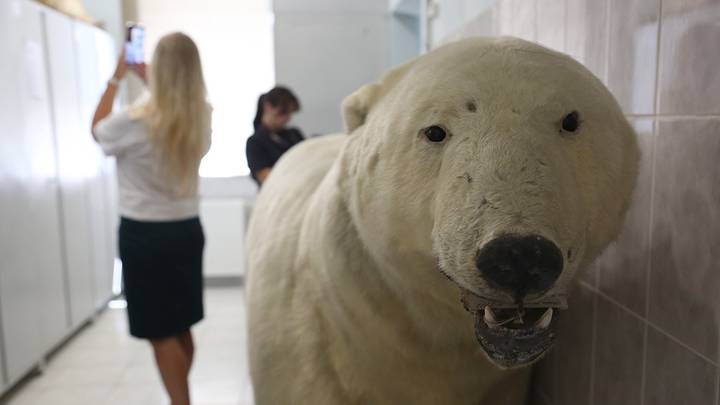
[{"left": 125, "top": 23, "right": 145, "bottom": 65}]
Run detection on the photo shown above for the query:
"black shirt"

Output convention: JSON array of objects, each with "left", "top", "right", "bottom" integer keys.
[{"left": 246, "top": 126, "right": 305, "bottom": 185}]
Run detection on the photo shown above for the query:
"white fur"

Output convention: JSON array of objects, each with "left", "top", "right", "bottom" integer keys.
[{"left": 246, "top": 37, "right": 639, "bottom": 404}]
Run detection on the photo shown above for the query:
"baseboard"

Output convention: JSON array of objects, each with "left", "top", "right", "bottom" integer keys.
[{"left": 204, "top": 275, "right": 245, "bottom": 288}]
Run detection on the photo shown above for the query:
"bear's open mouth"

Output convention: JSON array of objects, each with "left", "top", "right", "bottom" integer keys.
[
  {"left": 460, "top": 290, "right": 559, "bottom": 368},
  {"left": 474, "top": 306, "right": 557, "bottom": 368}
]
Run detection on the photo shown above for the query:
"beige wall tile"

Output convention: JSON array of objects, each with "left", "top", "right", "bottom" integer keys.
[
  {"left": 644, "top": 327, "right": 718, "bottom": 405},
  {"left": 513, "top": 0, "right": 536, "bottom": 41},
  {"left": 554, "top": 283, "right": 594, "bottom": 405},
  {"left": 531, "top": 346, "right": 557, "bottom": 402},
  {"left": 592, "top": 297, "right": 644, "bottom": 405},
  {"left": 497, "top": 0, "right": 515, "bottom": 36},
  {"left": 658, "top": 0, "right": 720, "bottom": 115},
  {"left": 565, "top": 0, "right": 609, "bottom": 82},
  {"left": 607, "top": 0, "right": 660, "bottom": 115},
  {"left": 437, "top": 3, "right": 720, "bottom": 404},
  {"left": 648, "top": 118, "right": 720, "bottom": 360},
  {"left": 535, "top": 0, "right": 565, "bottom": 52},
  {"left": 596, "top": 119, "right": 654, "bottom": 316}
]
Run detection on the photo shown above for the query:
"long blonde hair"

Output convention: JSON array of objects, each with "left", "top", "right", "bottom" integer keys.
[{"left": 143, "top": 32, "right": 210, "bottom": 196}]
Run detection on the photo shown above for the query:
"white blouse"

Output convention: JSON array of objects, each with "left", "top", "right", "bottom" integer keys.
[{"left": 94, "top": 109, "right": 211, "bottom": 221}]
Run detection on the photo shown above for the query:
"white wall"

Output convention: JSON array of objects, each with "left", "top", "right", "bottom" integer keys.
[
  {"left": 135, "top": 0, "right": 275, "bottom": 178},
  {"left": 429, "top": 0, "right": 496, "bottom": 48},
  {"left": 273, "top": 0, "right": 392, "bottom": 135},
  {"left": 274, "top": 0, "right": 389, "bottom": 13},
  {"left": 389, "top": 0, "right": 423, "bottom": 67},
  {"left": 198, "top": 176, "right": 256, "bottom": 278},
  {"left": 82, "top": 0, "right": 124, "bottom": 48}
]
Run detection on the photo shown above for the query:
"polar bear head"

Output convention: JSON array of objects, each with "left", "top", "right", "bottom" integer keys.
[{"left": 340, "top": 37, "right": 639, "bottom": 368}]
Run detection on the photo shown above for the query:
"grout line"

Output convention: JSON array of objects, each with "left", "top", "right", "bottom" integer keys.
[
  {"left": 561, "top": 0, "right": 567, "bottom": 53},
  {"left": 604, "top": 0, "right": 612, "bottom": 84},
  {"left": 591, "top": 252, "right": 599, "bottom": 290},
  {"left": 642, "top": 1, "right": 664, "bottom": 402},
  {"left": 0, "top": 275, "right": 7, "bottom": 387},
  {"left": 716, "top": 365, "right": 720, "bottom": 405},
  {"left": 552, "top": 338, "right": 558, "bottom": 403},
  {"left": 653, "top": 0, "right": 664, "bottom": 116},
  {"left": 640, "top": 117, "right": 658, "bottom": 405},
  {"left": 639, "top": 318, "right": 649, "bottom": 405},
  {"left": 645, "top": 319, "right": 720, "bottom": 369},
  {"left": 579, "top": 280, "right": 645, "bottom": 321},
  {"left": 588, "top": 282, "right": 598, "bottom": 405},
  {"left": 532, "top": 0, "right": 537, "bottom": 42},
  {"left": 580, "top": 280, "right": 719, "bottom": 367}
]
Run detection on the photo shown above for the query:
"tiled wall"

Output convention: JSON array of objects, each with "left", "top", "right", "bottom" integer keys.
[{"left": 436, "top": 0, "right": 720, "bottom": 404}]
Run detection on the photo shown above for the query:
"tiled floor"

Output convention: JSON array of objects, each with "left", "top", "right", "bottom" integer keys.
[{"left": 1, "top": 287, "right": 254, "bottom": 405}]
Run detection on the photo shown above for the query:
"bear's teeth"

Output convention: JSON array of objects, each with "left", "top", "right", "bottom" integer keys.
[
  {"left": 483, "top": 306, "right": 499, "bottom": 328},
  {"left": 535, "top": 308, "right": 553, "bottom": 329}
]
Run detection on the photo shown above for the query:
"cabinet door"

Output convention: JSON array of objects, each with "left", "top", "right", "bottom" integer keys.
[
  {"left": 90, "top": 28, "right": 118, "bottom": 307},
  {"left": 0, "top": 0, "right": 67, "bottom": 382},
  {"left": 87, "top": 170, "right": 114, "bottom": 308},
  {"left": 74, "top": 23, "right": 118, "bottom": 309},
  {"left": 45, "top": 7, "right": 96, "bottom": 328},
  {"left": 0, "top": 0, "right": 19, "bottom": 391}
]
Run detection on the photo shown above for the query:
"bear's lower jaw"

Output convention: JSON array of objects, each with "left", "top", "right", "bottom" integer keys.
[
  {"left": 458, "top": 288, "right": 559, "bottom": 368},
  {"left": 472, "top": 306, "right": 557, "bottom": 369}
]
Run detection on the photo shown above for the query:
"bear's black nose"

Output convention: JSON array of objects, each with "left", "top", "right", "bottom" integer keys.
[{"left": 475, "top": 235, "right": 563, "bottom": 300}]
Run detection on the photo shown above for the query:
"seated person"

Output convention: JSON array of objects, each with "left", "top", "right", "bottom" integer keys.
[{"left": 246, "top": 86, "right": 304, "bottom": 186}]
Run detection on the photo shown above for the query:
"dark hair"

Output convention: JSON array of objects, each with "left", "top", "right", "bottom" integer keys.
[{"left": 253, "top": 86, "right": 301, "bottom": 130}]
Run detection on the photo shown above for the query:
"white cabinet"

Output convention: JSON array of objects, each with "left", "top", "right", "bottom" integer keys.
[
  {"left": 44, "top": 11, "right": 118, "bottom": 326},
  {"left": 0, "top": 0, "right": 116, "bottom": 392},
  {"left": 44, "top": 8, "right": 97, "bottom": 328},
  {"left": 0, "top": 1, "right": 20, "bottom": 388},
  {"left": 200, "top": 198, "right": 251, "bottom": 278},
  {"left": 75, "top": 20, "right": 108, "bottom": 314},
  {"left": 0, "top": 0, "right": 68, "bottom": 383},
  {"left": 86, "top": 27, "right": 117, "bottom": 309},
  {"left": 87, "top": 169, "right": 115, "bottom": 309}
]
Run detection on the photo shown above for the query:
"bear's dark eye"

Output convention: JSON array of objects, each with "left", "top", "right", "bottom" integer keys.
[
  {"left": 561, "top": 111, "right": 580, "bottom": 132},
  {"left": 423, "top": 125, "right": 448, "bottom": 143}
]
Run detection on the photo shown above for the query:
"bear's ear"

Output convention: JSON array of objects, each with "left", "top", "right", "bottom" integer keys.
[
  {"left": 341, "top": 60, "right": 416, "bottom": 134},
  {"left": 341, "top": 82, "right": 380, "bottom": 134}
]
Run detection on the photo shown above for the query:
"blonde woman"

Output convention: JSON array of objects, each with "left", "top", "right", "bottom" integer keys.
[{"left": 91, "top": 33, "right": 211, "bottom": 405}]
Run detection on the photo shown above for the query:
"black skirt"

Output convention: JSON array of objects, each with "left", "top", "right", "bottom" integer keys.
[{"left": 119, "top": 216, "right": 205, "bottom": 339}]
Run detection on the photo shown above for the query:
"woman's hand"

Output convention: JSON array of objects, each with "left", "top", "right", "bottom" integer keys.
[
  {"left": 112, "top": 49, "right": 127, "bottom": 80},
  {"left": 92, "top": 49, "right": 126, "bottom": 138},
  {"left": 129, "top": 63, "right": 148, "bottom": 84}
]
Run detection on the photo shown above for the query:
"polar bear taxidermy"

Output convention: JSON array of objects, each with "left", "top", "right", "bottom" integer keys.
[{"left": 246, "top": 37, "right": 639, "bottom": 405}]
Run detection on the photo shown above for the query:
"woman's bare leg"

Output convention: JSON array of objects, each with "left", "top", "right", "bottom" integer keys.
[
  {"left": 177, "top": 330, "right": 195, "bottom": 366},
  {"left": 151, "top": 336, "right": 192, "bottom": 405}
]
